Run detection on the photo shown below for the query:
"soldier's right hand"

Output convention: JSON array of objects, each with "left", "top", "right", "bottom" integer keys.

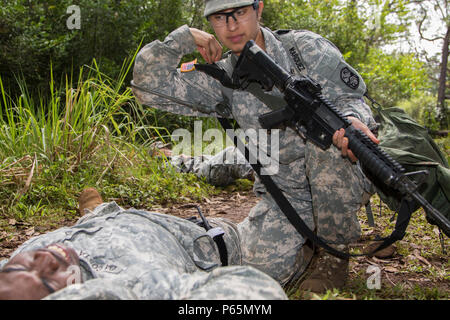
[{"left": 189, "top": 28, "right": 222, "bottom": 64}]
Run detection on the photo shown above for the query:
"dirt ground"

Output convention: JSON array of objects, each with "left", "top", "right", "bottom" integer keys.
[{"left": 154, "top": 190, "right": 259, "bottom": 223}]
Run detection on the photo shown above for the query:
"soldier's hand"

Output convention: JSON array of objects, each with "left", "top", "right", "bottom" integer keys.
[
  {"left": 333, "top": 116, "right": 380, "bottom": 162},
  {"left": 189, "top": 28, "right": 222, "bottom": 64}
]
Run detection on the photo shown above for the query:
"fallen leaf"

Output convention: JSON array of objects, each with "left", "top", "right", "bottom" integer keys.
[
  {"left": 17, "top": 153, "right": 37, "bottom": 198},
  {"left": 25, "top": 227, "right": 35, "bottom": 236},
  {"left": 202, "top": 197, "right": 211, "bottom": 203},
  {"left": 8, "top": 219, "right": 16, "bottom": 226},
  {"left": 414, "top": 253, "right": 431, "bottom": 266},
  {"left": 384, "top": 266, "right": 399, "bottom": 273},
  {"left": 433, "top": 227, "right": 440, "bottom": 236},
  {"left": 406, "top": 254, "right": 417, "bottom": 262},
  {"left": 372, "top": 256, "right": 391, "bottom": 264},
  {"left": 409, "top": 244, "right": 423, "bottom": 250}
]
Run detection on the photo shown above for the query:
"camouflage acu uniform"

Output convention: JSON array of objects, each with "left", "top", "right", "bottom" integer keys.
[
  {"left": 132, "top": 25, "right": 375, "bottom": 285},
  {"left": 1, "top": 202, "right": 287, "bottom": 300},
  {"left": 170, "top": 146, "right": 253, "bottom": 186}
]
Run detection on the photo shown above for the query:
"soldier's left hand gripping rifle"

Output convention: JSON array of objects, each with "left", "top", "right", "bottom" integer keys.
[{"left": 226, "top": 40, "right": 450, "bottom": 239}]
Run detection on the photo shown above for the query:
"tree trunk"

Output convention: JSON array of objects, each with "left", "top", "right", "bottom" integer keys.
[{"left": 437, "top": 25, "right": 449, "bottom": 130}]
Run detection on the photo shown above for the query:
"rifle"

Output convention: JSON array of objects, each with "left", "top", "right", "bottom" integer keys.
[{"left": 230, "top": 40, "right": 449, "bottom": 238}]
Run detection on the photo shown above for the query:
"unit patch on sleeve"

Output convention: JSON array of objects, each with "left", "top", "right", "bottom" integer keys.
[
  {"left": 180, "top": 59, "right": 197, "bottom": 73},
  {"left": 340, "top": 67, "right": 360, "bottom": 90}
]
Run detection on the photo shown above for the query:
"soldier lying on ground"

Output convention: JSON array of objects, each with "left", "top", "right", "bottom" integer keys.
[{"left": 0, "top": 188, "right": 287, "bottom": 300}]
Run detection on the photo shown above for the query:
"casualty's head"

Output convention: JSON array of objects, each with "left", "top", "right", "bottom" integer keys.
[
  {"left": 204, "top": 0, "right": 264, "bottom": 54},
  {"left": 0, "top": 243, "right": 81, "bottom": 300}
]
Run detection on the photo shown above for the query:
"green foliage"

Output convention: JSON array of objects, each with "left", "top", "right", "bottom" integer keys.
[
  {"left": 359, "top": 48, "right": 431, "bottom": 108},
  {"left": 397, "top": 93, "right": 440, "bottom": 130},
  {"left": 262, "top": 0, "right": 410, "bottom": 67},
  {"left": 0, "top": 0, "right": 439, "bottom": 119},
  {"left": 0, "top": 57, "right": 214, "bottom": 221},
  {"left": 434, "top": 135, "right": 450, "bottom": 164},
  {"left": 101, "top": 158, "right": 214, "bottom": 207},
  {"left": 0, "top": 0, "right": 184, "bottom": 97},
  {"left": 0, "top": 54, "right": 145, "bottom": 163},
  {"left": 261, "top": 0, "right": 433, "bottom": 110}
]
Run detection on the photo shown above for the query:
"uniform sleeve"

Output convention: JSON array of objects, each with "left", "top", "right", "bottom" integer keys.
[
  {"left": 176, "top": 266, "right": 288, "bottom": 300},
  {"left": 293, "top": 30, "right": 377, "bottom": 130},
  {"left": 132, "top": 25, "right": 232, "bottom": 118}
]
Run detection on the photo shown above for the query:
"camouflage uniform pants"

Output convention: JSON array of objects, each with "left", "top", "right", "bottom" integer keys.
[
  {"left": 305, "top": 141, "right": 372, "bottom": 245},
  {"left": 170, "top": 146, "right": 253, "bottom": 186},
  {"left": 237, "top": 142, "right": 372, "bottom": 285}
]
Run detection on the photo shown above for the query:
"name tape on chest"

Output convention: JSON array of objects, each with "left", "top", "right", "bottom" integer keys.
[{"left": 289, "top": 47, "right": 306, "bottom": 73}]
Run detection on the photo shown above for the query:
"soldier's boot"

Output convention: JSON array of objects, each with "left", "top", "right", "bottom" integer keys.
[
  {"left": 298, "top": 244, "right": 349, "bottom": 294},
  {"left": 78, "top": 188, "right": 103, "bottom": 216}
]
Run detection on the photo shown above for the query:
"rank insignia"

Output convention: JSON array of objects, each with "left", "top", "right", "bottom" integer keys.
[
  {"left": 180, "top": 59, "right": 197, "bottom": 73},
  {"left": 340, "top": 67, "right": 360, "bottom": 90}
]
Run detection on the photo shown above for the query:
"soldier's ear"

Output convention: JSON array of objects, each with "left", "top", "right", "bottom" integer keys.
[{"left": 257, "top": 1, "right": 264, "bottom": 21}]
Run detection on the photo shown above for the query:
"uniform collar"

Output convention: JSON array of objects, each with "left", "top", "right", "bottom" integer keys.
[{"left": 260, "top": 27, "right": 292, "bottom": 72}]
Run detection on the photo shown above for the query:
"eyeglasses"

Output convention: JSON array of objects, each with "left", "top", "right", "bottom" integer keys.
[{"left": 208, "top": 6, "right": 257, "bottom": 28}]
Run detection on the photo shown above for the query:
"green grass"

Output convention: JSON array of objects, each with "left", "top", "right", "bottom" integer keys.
[{"left": 0, "top": 54, "right": 215, "bottom": 227}]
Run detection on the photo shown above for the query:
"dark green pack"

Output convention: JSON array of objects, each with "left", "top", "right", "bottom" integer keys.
[{"left": 373, "top": 106, "right": 450, "bottom": 227}]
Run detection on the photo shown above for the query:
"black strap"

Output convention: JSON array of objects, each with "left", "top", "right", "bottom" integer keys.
[
  {"left": 366, "top": 202, "right": 375, "bottom": 227},
  {"left": 195, "top": 64, "right": 239, "bottom": 89},
  {"left": 368, "top": 198, "right": 414, "bottom": 253},
  {"left": 195, "top": 205, "right": 228, "bottom": 266},
  {"left": 218, "top": 117, "right": 413, "bottom": 259},
  {"left": 213, "top": 235, "right": 229, "bottom": 266}
]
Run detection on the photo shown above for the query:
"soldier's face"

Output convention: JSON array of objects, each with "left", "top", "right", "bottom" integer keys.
[
  {"left": 210, "top": 2, "right": 264, "bottom": 55},
  {"left": 0, "top": 243, "right": 80, "bottom": 300}
]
